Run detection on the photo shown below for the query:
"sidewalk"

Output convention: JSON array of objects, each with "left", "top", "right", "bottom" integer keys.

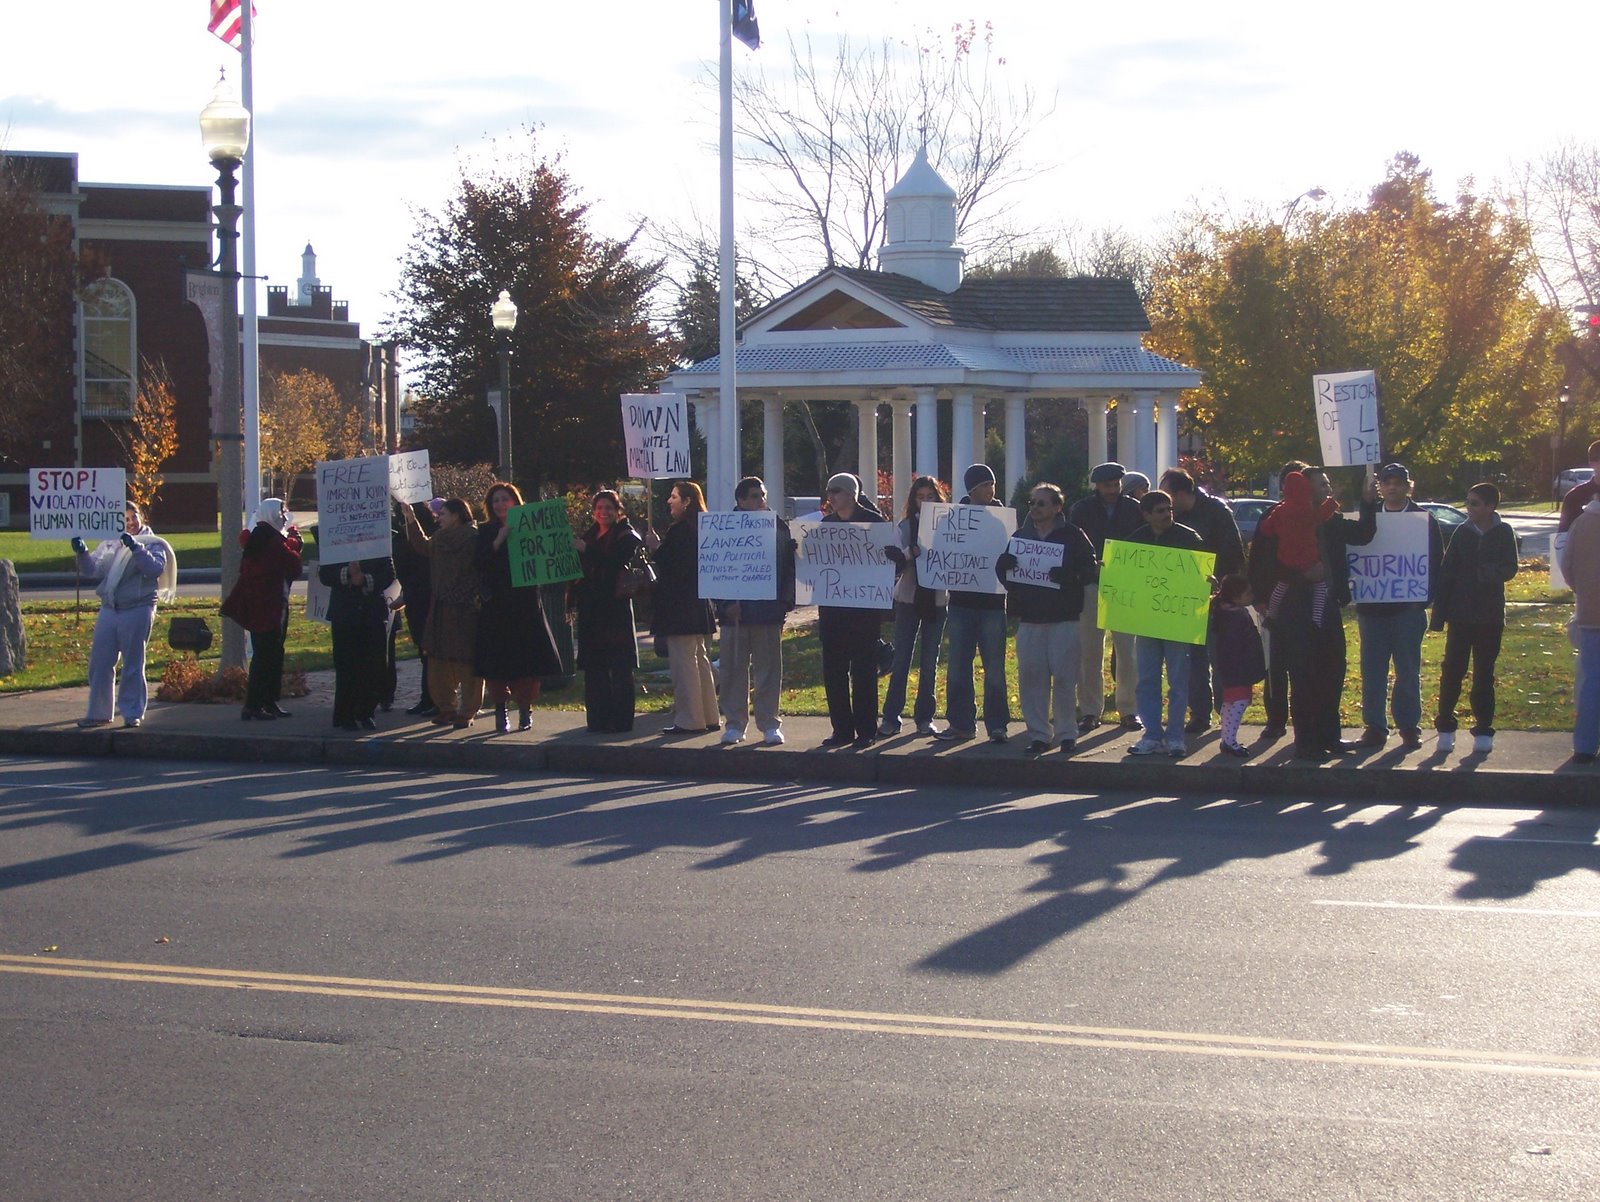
[{"left": 0, "top": 659, "right": 1592, "bottom": 807}]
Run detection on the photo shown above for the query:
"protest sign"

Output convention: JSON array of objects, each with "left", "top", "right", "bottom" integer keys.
[
  {"left": 1346, "top": 510, "right": 1431, "bottom": 604},
  {"left": 303, "top": 567, "right": 331, "bottom": 624},
  {"left": 620, "top": 393, "right": 690, "bottom": 478},
  {"left": 916, "top": 502, "right": 1011, "bottom": 594},
  {"left": 1005, "top": 536, "right": 1065, "bottom": 589},
  {"left": 316, "top": 455, "right": 393, "bottom": 560},
  {"left": 1097, "top": 538, "right": 1216, "bottom": 644},
  {"left": 388, "top": 449, "right": 433, "bottom": 503},
  {"left": 792, "top": 520, "right": 895, "bottom": 609},
  {"left": 29, "top": 467, "right": 127, "bottom": 540},
  {"left": 1313, "top": 370, "right": 1381, "bottom": 467},
  {"left": 698, "top": 510, "right": 778, "bottom": 601},
  {"left": 505, "top": 498, "right": 582, "bottom": 588},
  {"left": 1551, "top": 531, "right": 1569, "bottom": 593}
]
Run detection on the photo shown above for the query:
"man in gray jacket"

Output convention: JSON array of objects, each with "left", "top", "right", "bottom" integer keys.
[{"left": 71, "top": 502, "right": 175, "bottom": 728}]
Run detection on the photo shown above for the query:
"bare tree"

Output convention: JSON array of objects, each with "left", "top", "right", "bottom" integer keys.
[
  {"left": 728, "top": 22, "right": 1051, "bottom": 283},
  {"left": 1509, "top": 144, "right": 1600, "bottom": 313}
]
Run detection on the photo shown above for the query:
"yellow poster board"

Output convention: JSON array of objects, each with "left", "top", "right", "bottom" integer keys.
[{"left": 1097, "top": 538, "right": 1216, "bottom": 644}]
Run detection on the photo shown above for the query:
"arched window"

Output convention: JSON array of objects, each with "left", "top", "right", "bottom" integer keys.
[{"left": 82, "top": 278, "right": 137, "bottom": 418}]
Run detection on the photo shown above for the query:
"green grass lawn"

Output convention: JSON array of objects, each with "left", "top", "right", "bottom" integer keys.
[
  {"left": 0, "top": 531, "right": 223, "bottom": 573},
  {"left": 4, "top": 565, "right": 1580, "bottom": 731}
]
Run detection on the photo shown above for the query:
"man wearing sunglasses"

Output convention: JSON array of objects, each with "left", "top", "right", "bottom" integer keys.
[{"left": 1124, "top": 490, "right": 1208, "bottom": 757}]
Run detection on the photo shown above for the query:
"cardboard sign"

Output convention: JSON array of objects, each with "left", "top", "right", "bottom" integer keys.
[
  {"left": 916, "top": 502, "right": 1012, "bottom": 595},
  {"left": 1551, "top": 530, "right": 1568, "bottom": 593},
  {"left": 505, "top": 498, "right": 582, "bottom": 588},
  {"left": 29, "top": 467, "right": 127, "bottom": 540},
  {"left": 388, "top": 449, "right": 433, "bottom": 504},
  {"left": 1346, "top": 510, "right": 1431, "bottom": 604},
  {"left": 792, "top": 520, "right": 896, "bottom": 609},
  {"left": 698, "top": 510, "right": 778, "bottom": 601},
  {"left": 1006, "top": 536, "right": 1065, "bottom": 589},
  {"left": 1313, "top": 370, "right": 1381, "bottom": 467},
  {"left": 620, "top": 393, "right": 690, "bottom": 479},
  {"left": 303, "top": 566, "right": 331, "bottom": 624},
  {"left": 316, "top": 455, "right": 394, "bottom": 561},
  {"left": 1097, "top": 538, "right": 1216, "bottom": 644}
]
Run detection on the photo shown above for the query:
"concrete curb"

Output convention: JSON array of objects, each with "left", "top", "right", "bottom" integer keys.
[{"left": 1, "top": 725, "right": 1594, "bottom": 808}]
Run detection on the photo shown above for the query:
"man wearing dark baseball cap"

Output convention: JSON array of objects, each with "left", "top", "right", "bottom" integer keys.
[
  {"left": 1356, "top": 461, "right": 1442, "bottom": 750},
  {"left": 1069, "top": 462, "right": 1144, "bottom": 731}
]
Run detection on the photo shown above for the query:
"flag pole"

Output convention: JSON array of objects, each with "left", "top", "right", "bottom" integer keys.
[
  {"left": 239, "top": 0, "right": 262, "bottom": 520},
  {"left": 717, "top": 0, "right": 738, "bottom": 511}
]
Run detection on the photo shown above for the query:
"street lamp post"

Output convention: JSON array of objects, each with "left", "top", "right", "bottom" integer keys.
[
  {"left": 491, "top": 289, "right": 518, "bottom": 487},
  {"left": 200, "top": 74, "right": 251, "bottom": 671},
  {"left": 1281, "top": 186, "right": 1327, "bottom": 230},
  {"left": 1558, "top": 382, "right": 1572, "bottom": 488}
]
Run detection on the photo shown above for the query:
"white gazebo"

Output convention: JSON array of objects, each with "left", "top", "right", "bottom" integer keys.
[{"left": 660, "top": 148, "right": 1202, "bottom": 514}]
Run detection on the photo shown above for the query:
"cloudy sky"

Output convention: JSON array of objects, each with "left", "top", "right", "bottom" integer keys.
[{"left": 7, "top": 0, "right": 1596, "bottom": 340}]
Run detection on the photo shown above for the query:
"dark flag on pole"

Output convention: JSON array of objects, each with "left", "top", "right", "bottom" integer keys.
[{"left": 732, "top": 0, "right": 760, "bottom": 49}]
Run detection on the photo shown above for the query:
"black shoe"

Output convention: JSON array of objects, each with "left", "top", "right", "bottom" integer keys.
[
  {"left": 821, "top": 734, "right": 854, "bottom": 748},
  {"left": 1118, "top": 714, "right": 1142, "bottom": 730},
  {"left": 1358, "top": 727, "right": 1387, "bottom": 748},
  {"left": 1574, "top": 752, "right": 1597, "bottom": 765},
  {"left": 988, "top": 730, "right": 1009, "bottom": 744},
  {"left": 932, "top": 728, "right": 974, "bottom": 743},
  {"left": 335, "top": 721, "right": 360, "bottom": 732},
  {"left": 1399, "top": 727, "right": 1422, "bottom": 749},
  {"left": 406, "top": 701, "right": 434, "bottom": 716},
  {"left": 1293, "top": 747, "right": 1330, "bottom": 761},
  {"left": 518, "top": 709, "right": 532, "bottom": 732},
  {"left": 1260, "top": 724, "right": 1287, "bottom": 741},
  {"left": 1059, "top": 740, "right": 1076, "bottom": 756},
  {"left": 1077, "top": 715, "right": 1101, "bottom": 735},
  {"left": 266, "top": 704, "right": 292, "bottom": 718},
  {"left": 850, "top": 735, "right": 877, "bottom": 750},
  {"left": 1025, "top": 740, "right": 1049, "bottom": 755},
  {"left": 241, "top": 707, "right": 274, "bottom": 721},
  {"left": 1219, "top": 741, "right": 1251, "bottom": 758},
  {"left": 494, "top": 704, "right": 510, "bottom": 734},
  {"left": 1184, "top": 716, "right": 1210, "bottom": 735},
  {"left": 359, "top": 717, "right": 377, "bottom": 730},
  {"left": 1325, "top": 741, "right": 1360, "bottom": 755}
]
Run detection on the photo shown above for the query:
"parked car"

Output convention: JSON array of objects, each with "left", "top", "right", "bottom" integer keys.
[
  {"left": 1555, "top": 467, "right": 1595, "bottom": 501},
  {"left": 1229, "top": 497, "right": 1274, "bottom": 544}
]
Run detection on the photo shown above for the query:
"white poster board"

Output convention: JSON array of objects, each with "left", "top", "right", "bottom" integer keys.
[
  {"left": 29, "top": 467, "right": 127, "bottom": 540},
  {"left": 792, "top": 520, "right": 895, "bottom": 609},
  {"left": 916, "top": 502, "right": 1012, "bottom": 595},
  {"left": 620, "top": 393, "right": 690, "bottom": 479},
  {"left": 698, "top": 510, "right": 778, "bottom": 601},
  {"left": 388, "top": 449, "right": 433, "bottom": 504},
  {"left": 1313, "top": 370, "right": 1381, "bottom": 467},
  {"left": 316, "top": 455, "right": 394, "bottom": 561},
  {"left": 303, "top": 566, "right": 331, "bottom": 624},
  {"left": 1005, "top": 536, "right": 1065, "bottom": 589},
  {"left": 1346, "top": 510, "right": 1431, "bottom": 604},
  {"left": 1551, "top": 530, "right": 1568, "bottom": 593}
]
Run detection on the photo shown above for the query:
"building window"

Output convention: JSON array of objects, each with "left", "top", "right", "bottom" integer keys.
[{"left": 82, "top": 278, "right": 137, "bottom": 418}]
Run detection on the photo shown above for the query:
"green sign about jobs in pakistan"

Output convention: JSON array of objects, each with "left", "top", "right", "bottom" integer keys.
[{"left": 507, "top": 498, "right": 582, "bottom": 588}]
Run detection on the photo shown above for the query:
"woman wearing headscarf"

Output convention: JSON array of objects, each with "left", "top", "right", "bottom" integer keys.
[
  {"left": 318, "top": 528, "right": 396, "bottom": 732},
  {"left": 474, "top": 481, "right": 564, "bottom": 733},
  {"left": 645, "top": 479, "right": 719, "bottom": 735},
  {"left": 222, "top": 498, "right": 304, "bottom": 721},
  {"left": 401, "top": 496, "right": 483, "bottom": 729},
  {"left": 568, "top": 489, "right": 644, "bottom": 733},
  {"left": 879, "top": 475, "right": 948, "bottom": 738},
  {"left": 71, "top": 501, "right": 176, "bottom": 728}
]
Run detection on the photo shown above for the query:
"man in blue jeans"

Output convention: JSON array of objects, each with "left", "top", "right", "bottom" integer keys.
[
  {"left": 1124, "top": 490, "right": 1209, "bottom": 758},
  {"left": 934, "top": 464, "right": 1014, "bottom": 743},
  {"left": 1356, "top": 462, "right": 1442, "bottom": 750}
]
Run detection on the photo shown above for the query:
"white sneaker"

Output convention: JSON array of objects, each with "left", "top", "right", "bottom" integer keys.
[
  {"left": 1474, "top": 733, "right": 1494, "bottom": 754},
  {"left": 762, "top": 728, "right": 785, "bottom": 746},
  {"left": 1128, "top": 738, "right": 1163, "bottom": 756},
  {"left": 720, "top": 727, "right": 744, "bottom": 745},
  {"left": 1436, "top": 731, "right": 1456, "bottom": 753}
]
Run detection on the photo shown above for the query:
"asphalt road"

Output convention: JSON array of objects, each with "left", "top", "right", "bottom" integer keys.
[{"left": 2, "top": 757, "right": 1596, "bottom": 1201}]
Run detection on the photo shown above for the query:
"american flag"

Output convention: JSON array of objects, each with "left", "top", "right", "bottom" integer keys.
[{"left": 207, "top": 0, "right": 254, "bottom": 49}]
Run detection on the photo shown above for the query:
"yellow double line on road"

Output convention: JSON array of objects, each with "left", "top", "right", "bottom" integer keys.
[{"left": 4, "top": 953, "right": 1597, "bottom": 1080}]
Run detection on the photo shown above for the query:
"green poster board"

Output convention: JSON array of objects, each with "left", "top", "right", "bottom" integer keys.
[
  {"left": 1097, "top": 538, "right": 1216, "bottom": 645},
  {"left": 506, "top": 499, "right": 582, "bottom": 588}
]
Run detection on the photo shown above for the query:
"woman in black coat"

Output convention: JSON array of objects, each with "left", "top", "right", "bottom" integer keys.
[
  {"left": 474, "top": 481, "right": 564, "bottom": 733},
  {"left": 645, "top": 479, "right": 719, "bottom": 735},
  {"left": 317, "top": 530, "right": 397, "bottom": 731},
  {"left": 568, "top": 489, "right": 645, "bottom": 733}
]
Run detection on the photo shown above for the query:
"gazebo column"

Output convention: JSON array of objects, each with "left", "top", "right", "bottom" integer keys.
[
  {"left": 915, "top": 387, "right": 939, "bottom": 478},
  {"left": 1083, "top": 395, "right": 1110, "bottom": 468},
  {"left": 1004, "top": 392, "right": 1027, "bottom": 502},
  {"left": 1155, "top": 391, "right": 1180, "bottom": 482},
  {"left": 1132, "top": 391, "right": 1158, "bottom": 481},
  {"left": 971, "top": 397, "right": 988, "bottom": 474},
  {"left": 854, "top": 398, "right": 880, "bottom": 506},
  {"left": 1115, "top": 396, "right": 1135, "bottom": 467},
  {"left": 950, "top": 391, "right": 974, "bottom": 492},
  {"left": 762, "top": 395, "right": 784, "bottom": 506},
  {"left": 696, "top": 394, "right": 722, "bottom": 507},
  {"left": 891, "top": 399, "right": 913, "bottom": 517}
]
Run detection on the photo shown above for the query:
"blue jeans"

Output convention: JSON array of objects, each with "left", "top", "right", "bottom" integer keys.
[
  {"left": 882, "top": 602, "right": 946, "bottom": 727},
  {"left": 1136, "top": 636, "right": 1192, "bottom": 745},
  {"left": 945, "top": 604, "right": 1009, "bottom": 735},
  {"left": 1357, "top": 606, "right": 1427, "bottom": 733},
  {"left": 1576, "top": 627, "right": 1600, "bottom": 757}
]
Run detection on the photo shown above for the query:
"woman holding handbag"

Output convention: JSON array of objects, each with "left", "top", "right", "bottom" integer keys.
[
  {"left": 568, "top": 489, "right": 645, "bottom": 732},
  {"left": 223, "top": 498, "right": 303, "bottom": 721},
  {"left": 645, "top": 480, "right": 720, "bottom": 735}
]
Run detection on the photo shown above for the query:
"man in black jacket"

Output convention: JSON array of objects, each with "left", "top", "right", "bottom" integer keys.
[
  {"left": 1160, "top": 468, "right": 1243, "bottom": 735},
  {"left": 933, "top": 464, "right": 1014, "bottom": 744},
  {"left": 1069, "top": 462, "right": 1144, "bottom": 732},
  {"left": 817, "top": 473, "right": 891, "bottom": 749}
]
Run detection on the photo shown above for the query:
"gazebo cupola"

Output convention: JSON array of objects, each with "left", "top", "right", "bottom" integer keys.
[{"left": 877, "top": 146, "right": 964, "bottom": 293}]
